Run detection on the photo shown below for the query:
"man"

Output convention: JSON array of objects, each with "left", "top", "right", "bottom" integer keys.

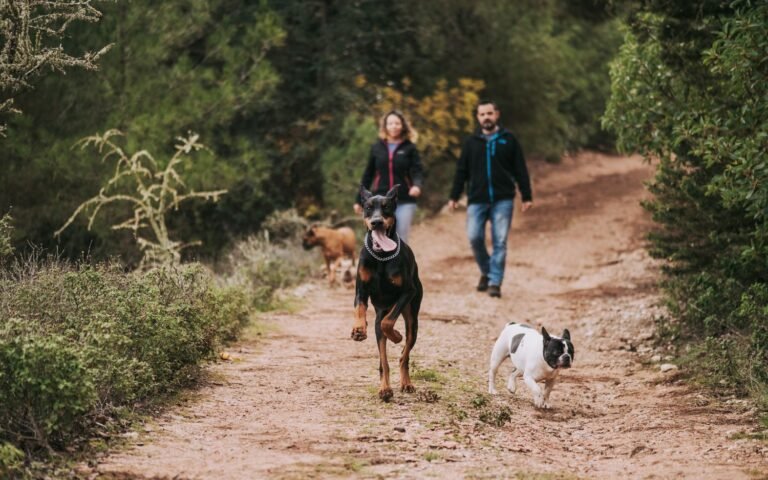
[{"left": 448, "top": 100, "right": 533, "bottom": 298}]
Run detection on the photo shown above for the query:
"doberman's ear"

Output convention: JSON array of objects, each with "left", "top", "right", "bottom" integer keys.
[
  {"left": 385, "top": 184, "right": 400, "bottom": 200},
  {"left": 360, "top": 186, "right": 373, "bottom": 203},
  {"left": 562, "top": 329, "right": 571, "bottom": 341},
  {"left": 541, "top": 327, "right": 551, "bottom": 342}
]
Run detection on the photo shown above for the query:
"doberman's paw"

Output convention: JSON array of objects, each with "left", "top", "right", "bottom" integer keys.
[
  {"left": 387, "top": 329, "right": 403, "bottom": 344},
  {"left": 379, "top": 388, "right": 393, "bottom": 402},
  {"left": 350, "top": 326, "right": 367, "bottom": 341},
  {"left": 401, "top": 383, "right": 415, "bottom": 394}
]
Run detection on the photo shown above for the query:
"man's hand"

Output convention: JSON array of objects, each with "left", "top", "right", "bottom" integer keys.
[
  {"left": 353, "top": 203, "right": 362, "bottom": 214},
  {"left": 408, "top": 186, "right": 422, "bottom": 197},
  {"left": 521, "top": 201, "right": 533, "bottom": 212},
  {"left": 448, "top": 200, "right": 458, "bottom": 211}
]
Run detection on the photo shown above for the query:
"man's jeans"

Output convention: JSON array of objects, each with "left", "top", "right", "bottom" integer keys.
[
  {"left": 395, "top": 203, "right": 417, "bottom": 243},
  {"left": 466, "top": 200, "right": 514, "bottom": 287}
]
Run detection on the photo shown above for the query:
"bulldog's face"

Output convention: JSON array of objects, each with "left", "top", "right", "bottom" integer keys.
[
  {"left": 360, "top": 185, "right": 398, "bottom": 234},
  {"left": 542, "top": 327, "right": 574, "bottom": 369}
]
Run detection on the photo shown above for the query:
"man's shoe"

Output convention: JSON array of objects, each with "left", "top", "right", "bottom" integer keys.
[
  {"left": 488, "top": 285, "right": 501, "bottom": 298},
  {"left": 477, "top": 275, "right": 489, "bottom": 292}
]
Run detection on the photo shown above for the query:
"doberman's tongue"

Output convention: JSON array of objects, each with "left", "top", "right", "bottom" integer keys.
[{"left": 371, "top": 229, "right": 397, "bottom": 252}]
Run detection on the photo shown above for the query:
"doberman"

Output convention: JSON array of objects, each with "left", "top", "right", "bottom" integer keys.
[{"left": 351, "top": 185, "right": 423, "bottom": 402}]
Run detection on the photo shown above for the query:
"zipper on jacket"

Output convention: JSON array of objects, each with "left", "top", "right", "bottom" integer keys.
[{"left": 486, "top": 132, "right": 499, "bottom": 203}]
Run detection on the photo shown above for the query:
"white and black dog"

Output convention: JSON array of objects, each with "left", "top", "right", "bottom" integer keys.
[{"left": 488, "top": 322, "right": 574, "bottom": 409}]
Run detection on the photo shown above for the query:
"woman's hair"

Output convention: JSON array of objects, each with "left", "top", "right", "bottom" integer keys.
[{"left": 378, "top": 110, "right": 418, "bottom": 142}]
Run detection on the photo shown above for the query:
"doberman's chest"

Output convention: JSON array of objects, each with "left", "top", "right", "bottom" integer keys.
[{"left": 365, "top": 259, "right": 406, "bottom": 296}]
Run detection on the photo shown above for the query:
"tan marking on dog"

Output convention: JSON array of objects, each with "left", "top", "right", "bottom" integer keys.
[
  {"left": 358, "top": 265, "right": 372, "bottom": 283},
  {"left": 351, "top": 303, "right": 367, "bottom": 341},
  {"left": 390, "top": 274, "right": 403, "bottom": 287},
  {"left": 383, "top": 216, "right": 395, "bottom": 233}
]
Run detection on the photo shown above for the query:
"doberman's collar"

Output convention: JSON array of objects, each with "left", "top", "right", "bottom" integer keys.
[{"left": 364, "top": 231, "right": 401, "bottom": 262}]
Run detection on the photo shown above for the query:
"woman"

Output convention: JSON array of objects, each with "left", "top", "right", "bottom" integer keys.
[{"left": 354, "top": 110, "right": 424, "bottom": 242}]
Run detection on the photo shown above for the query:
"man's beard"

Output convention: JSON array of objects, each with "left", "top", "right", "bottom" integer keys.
[{"left": 482, "top": 120, "right": 496, "bottom": 131}]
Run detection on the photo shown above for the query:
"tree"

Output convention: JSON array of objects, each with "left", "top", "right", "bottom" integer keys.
[
  {"left": 0, "top": 0, "right": 285, "bottom": 260},
  {"left": 0, "top": 0, "right": 111, "bottom": 135}
]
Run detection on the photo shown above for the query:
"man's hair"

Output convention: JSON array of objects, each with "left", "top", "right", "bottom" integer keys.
[
  {"left": 475, "top": 99, "right": 500, "bottom": 114},
  {"left": 378, "top": 110, "right": 418, "bottom": 142}
]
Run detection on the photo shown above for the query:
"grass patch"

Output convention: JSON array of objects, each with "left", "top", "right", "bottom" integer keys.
[{"left": 424, "top": 451, "right": 441, "bottom": 462}]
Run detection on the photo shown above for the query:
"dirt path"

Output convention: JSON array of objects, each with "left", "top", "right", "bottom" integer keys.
[{"left": 96, "top": 153, "right": 767, "bottom": 479}]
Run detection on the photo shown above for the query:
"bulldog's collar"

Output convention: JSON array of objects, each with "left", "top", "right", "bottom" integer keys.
[{"left": 364, "top": 232, "right": 401, "bottom": 262}]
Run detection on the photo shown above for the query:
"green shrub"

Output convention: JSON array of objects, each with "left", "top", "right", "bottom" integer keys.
[
  {"left": 0, "top": 259, "right": 250, "bottom": 452},
  {"left": 604, "top": 1, "right": 768, "bottom": 407},
  {"left": 222, "top": 228, "right": 315, "bottom": 310},
  {"left": 0, "top": 331, "right": 97, "bottom": 448},
  {"left": 0, "top": 442, "right": 24, "bottom": 479}
]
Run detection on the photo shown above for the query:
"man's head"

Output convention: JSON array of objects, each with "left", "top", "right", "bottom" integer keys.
[{"left": 475, "top": 100, "right": 500, "bottom": 133}]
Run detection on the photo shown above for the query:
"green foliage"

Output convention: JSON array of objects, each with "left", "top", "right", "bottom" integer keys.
[
  {"left": 0, "top": 0, "right": 111, "bottom": 134},
  {"left": 604, "top": 1, "right": 768, "bottom": 404},
  {"left": 0, "top": 0, "right": 285, "bottom": 260},
  {"left": 319, "top": 115, "right": 378, "bottom": 215},
  {"left": 0, "top": 260, "right": 249, "bottom": 451},
  {"left": 0, "top": 213, "right": 12, "bottom": 258},
  {"left": 0, "top": 441, "right": 24, "bottom": 478},
  {"left": 407, "top": 0, "right": 624, "bottom": 160},
  {"left": 1, "top": 0, "right": 623, "bottom": 262},
  {"left": 221, "top": 218, "right": 316, "bottom": 311}
]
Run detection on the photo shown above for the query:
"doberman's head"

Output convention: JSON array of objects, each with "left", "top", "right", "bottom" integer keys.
[
  {"left": 360, "top": 185, "right": 398, "bottom": 235},
  {"left": 301, "top": 224, "right": 321, "bottom": 250}
]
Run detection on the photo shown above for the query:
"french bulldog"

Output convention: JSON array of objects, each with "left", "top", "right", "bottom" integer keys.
[{"left": 488, "top": 322, "right": 574, "bottom": 409}]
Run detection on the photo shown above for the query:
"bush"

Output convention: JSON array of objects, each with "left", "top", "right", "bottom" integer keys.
[
  {"left": 604, "top": 1, "right": 768, "bottom": 407},
  {"left": 0, "top": 259, "right": 249, "bottom": 452},
  {"left": 0, "top": 442, "right": 24, "bottom": 479},
  {"left": 221, "top": 214, "right": 316, "bottom": 310}
]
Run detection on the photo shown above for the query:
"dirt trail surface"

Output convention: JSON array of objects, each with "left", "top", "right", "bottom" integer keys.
[{"left": 96, "top": 153, "right": 767, "bottom": 479}]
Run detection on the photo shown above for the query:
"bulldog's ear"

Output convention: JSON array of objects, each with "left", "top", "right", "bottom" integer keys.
[
  {"left": 562, "top": 329, "right": 571, "bottom": 341},
  {"left": 360, "top": 186, "right": 373, "bottom": 203},
  {"left": 385, "top": 184, "right": 400, "bottom": 200},
  {"left": 541, "top": 327, "right": 551, "bottom": 342}
]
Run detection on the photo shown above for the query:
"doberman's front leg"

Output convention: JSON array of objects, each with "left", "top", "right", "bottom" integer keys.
[
  {"left": 351, "top": 265, "right": 372, "bottom": 341},
  {"left": 399, "top": 303, "right": 418, "bottom": 393},
  {"left": 375, "top": 311, "right": 393, "bottom": 401},
  {"left": 380, "top": 288, "right": 414, "bottom": 344}
]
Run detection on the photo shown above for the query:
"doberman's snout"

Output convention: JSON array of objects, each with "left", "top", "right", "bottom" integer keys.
[{"left": 369, "top": 218, "right": 384, "bottom": 229}]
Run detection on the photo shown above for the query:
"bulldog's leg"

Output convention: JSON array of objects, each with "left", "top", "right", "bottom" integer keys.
[
  {"left": 488, "top": 335, "right": 508, "bottom": 395},
  {"left": 541, "top": 379, "right": 556, "bottom": 409},
  {"left": 524, "top": 373, "right": 546, "bottom": 408},
  {"left": 506, "top": 368, "right": 521, "bottom": 394}
]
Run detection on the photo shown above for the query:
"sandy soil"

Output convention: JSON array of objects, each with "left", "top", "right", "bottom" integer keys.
[{"left": 94, "top": 152, "right": 767, "bottom": 479}]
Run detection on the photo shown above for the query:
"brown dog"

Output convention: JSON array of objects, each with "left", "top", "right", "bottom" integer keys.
[{"left": 302, "top": 224, "right": 356, "bottom": 284}]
